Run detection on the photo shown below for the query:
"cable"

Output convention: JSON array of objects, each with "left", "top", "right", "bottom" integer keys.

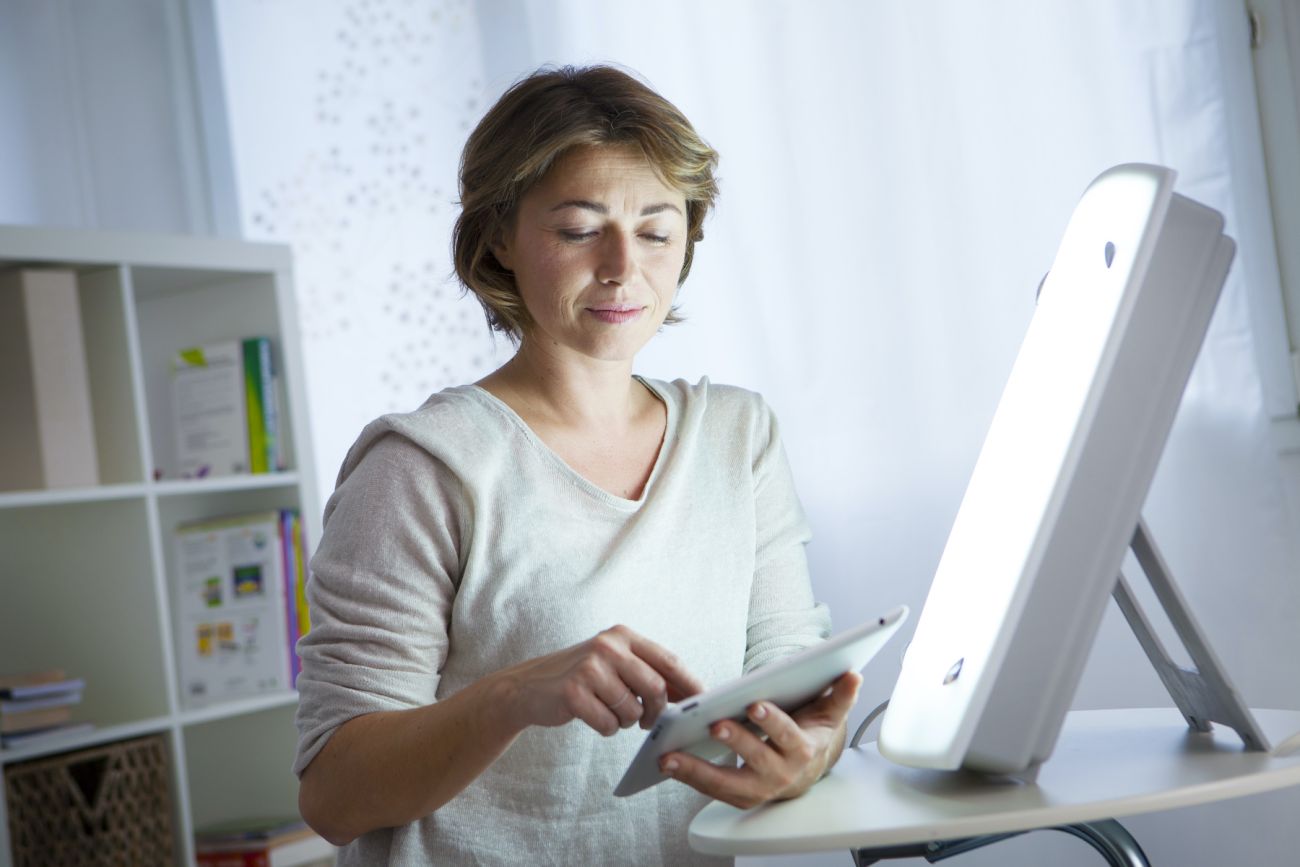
[{"left": 850, "top": 700, "right": 889, "bottom": 749}]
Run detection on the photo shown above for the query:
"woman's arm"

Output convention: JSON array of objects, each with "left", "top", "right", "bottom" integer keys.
[
  {"left": 298, "top": 668, "right": 520, "bottom": 846},
  {"left": 299, "top": 625, "right": 703, "bottom": 845}
]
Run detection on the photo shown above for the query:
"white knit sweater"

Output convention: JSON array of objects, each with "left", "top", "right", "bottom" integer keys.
[{"left": 294, "top": 376, "right": 831, "bottom": 866}]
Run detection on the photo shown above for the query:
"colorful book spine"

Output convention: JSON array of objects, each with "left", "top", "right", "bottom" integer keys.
[
  {"left": 281, "top": 510, "right": 310, "bottom": 687},
  {"left": 281, "top": 510, "right": 300, "bottom": 687},
  {"left": 242, "top": 338, "right": 277, "bottom": 474},
  {"left": 271, "top": 362, "right": 286, "bottom": 471},
  {"left": 293, "top": 514, "right": 310, "bottom": 641}
]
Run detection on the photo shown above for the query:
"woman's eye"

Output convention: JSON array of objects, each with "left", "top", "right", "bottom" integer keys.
[
  {"left": 559, "top": 229, "right": 598, "bottom": 242},
  {"left": 641, "top": 232, "right": 671, "bottom": 245}
]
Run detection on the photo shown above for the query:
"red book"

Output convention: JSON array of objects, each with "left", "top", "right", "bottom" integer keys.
[
  {"left": 194, "top": 820, "right": 328, "bottom": 867},
  {"left": 196, "top": 851, "right": 270, "bottom": 867}
]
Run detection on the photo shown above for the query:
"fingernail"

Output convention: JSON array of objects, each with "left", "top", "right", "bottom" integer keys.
[
  {"left": 752, "top": 703, "right": 768, "bottom": 720},
  {"left": 716, "top": 725, "right": 731, "bottom": 741},
  {"left": 664, "top": 758, "right": 679, "bottom": 773}
]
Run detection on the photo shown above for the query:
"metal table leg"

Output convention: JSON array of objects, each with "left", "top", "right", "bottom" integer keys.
[
  {"left": 851, "top": 817, "right": 1150, "bottom": 867},
  {"left": 1047, "top": 821, "right": 1149, "bottom": 867}
]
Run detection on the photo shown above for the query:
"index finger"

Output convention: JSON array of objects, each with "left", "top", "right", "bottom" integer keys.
[{"left": 625, "top": 632, "right": 703, "bottom": 700}]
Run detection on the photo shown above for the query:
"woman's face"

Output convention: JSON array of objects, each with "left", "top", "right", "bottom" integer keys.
[{"left": 494, "top": 145, "right": 689, "bottom": 364}]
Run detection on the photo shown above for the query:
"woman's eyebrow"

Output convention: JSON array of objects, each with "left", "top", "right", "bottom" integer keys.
[
  {"left": 550, "top": 199, "right": 607, "bottom": 215},
  {"left": 640, "top": 202, "right": 683, "bottom": 217},
  {"left": 548, "top": 200, "right": 683, "bottom": 217}
]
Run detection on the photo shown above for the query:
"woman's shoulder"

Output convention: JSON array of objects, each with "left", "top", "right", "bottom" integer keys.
[
  {"left": 643, "top": 377, "right": 782, "bottom": 461},
  {"left": 643, "top": 375, "right": 774, "bottom": 423},
  {"left": 386, "top": 384, "right": 511, "bottom": 438},
  {"left": 334, "top": 385, "right": 513, "bottom": 484}
]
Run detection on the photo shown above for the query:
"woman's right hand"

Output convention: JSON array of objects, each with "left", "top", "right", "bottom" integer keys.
[{"left": 497, "top": 626, "right": 703, "bottom": 737}]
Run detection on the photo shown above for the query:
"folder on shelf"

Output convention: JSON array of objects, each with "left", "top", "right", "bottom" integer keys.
[
  {"left": 171, "top": 336, "right": 282, "bottom": 479},
  {"left": 171, "top": 341, "right": 250, "bottom": 478},
  {"left": 174, "top": 511, "right": 291, "bottom": 708},
  {"left": 173, "top": 509, "right": 308, "bottom": 708},
  {"left": 0, "top": 268, "right": 100, "bottom": 491}
]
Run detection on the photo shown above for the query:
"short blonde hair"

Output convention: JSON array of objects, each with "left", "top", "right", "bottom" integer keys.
[{"left": 453, "top": 65, "right": 720, "bottom": 340}]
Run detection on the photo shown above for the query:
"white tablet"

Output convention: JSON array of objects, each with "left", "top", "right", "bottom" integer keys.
[{"left": 613, "top": 605, "right": 908, "bottom": 797}]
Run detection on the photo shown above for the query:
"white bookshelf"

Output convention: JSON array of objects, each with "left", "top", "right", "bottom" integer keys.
[{"left": 0, "top": 225, "right": 330, "bottom": 866}]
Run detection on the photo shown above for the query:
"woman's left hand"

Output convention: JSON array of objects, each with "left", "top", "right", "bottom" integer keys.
[{"left": 658, "top": 670, "right": 863, "bottom": 809}]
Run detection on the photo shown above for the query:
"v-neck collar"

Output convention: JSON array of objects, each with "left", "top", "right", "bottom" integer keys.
[{"left": 465, "top": 376, "right": 674, "bottom": 510}]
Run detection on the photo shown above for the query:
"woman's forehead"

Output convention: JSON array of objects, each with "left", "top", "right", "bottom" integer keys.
[{"left": 530, "top": 145, "right": 684, "bottom": 208}]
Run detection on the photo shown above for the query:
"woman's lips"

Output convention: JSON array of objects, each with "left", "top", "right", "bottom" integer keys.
[{"left": 586, "top": 305, "right": 643, "bottom": 324}]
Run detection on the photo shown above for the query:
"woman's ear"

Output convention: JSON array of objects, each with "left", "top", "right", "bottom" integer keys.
[{"left": 490, "top": 232, "right": 514, "bottom": 272}]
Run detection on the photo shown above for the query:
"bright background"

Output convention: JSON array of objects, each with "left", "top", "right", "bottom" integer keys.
[{"left": 4, "top": 1, "right": 1300, "bottom": 864}]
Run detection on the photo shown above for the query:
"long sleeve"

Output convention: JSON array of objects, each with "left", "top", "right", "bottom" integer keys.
[
  {"left": 743, "top": 401, "right": 832, "bottom": 673},
  {"left": 293, "top": 428, "right": 465, "bottom": 776}
]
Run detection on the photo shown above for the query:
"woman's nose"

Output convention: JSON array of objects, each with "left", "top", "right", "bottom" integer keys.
[{"left": 595, "top": 231, "right": 634, "bottom": 285}]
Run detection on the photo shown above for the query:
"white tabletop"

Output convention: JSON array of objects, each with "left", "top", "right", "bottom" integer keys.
[{"left": 689, "top": 707, "right": 1300, "bottom": 856}]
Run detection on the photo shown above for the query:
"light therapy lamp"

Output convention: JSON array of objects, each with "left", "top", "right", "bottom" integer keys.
[{"left": 878, "top": 164, "right": 1268, "bottom": 775}]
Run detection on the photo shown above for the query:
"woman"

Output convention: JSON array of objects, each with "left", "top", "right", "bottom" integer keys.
[{"left": 294, "top": 64, "right": 861, "bottom": 865}]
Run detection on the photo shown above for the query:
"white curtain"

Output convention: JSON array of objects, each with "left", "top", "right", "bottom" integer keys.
[
  {"left": 216, "top": 2, "right": 1300, "bottom": 864},
  {"left": 0, "top": 0, "right": 206, "bottom": 232},
  {"left": 214, "top": 0, "right": 515, "bottom": 500}
]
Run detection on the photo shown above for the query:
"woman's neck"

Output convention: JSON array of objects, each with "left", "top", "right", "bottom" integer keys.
[{"left": 476, "top": 341, "right": 648, "bottom": 433}]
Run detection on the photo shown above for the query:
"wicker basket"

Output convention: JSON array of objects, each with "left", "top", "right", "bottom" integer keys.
[{"left": 4, "top": 734, "right": 177, "bottom": 867}]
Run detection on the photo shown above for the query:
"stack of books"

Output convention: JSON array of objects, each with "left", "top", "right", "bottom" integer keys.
[
  {"left": 170, "top": 336, "right": 283, "bottom": 479},
  {"left": 173, "top": 509, "right": 311, "bottom": 709},
  {"left": 0, "top": 669, "right": 93, "bottom": 748},
  {"left": 194, "top": 816, "right": 333, "bottom": 867}
]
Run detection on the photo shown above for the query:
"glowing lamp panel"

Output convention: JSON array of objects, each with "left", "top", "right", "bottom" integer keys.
[{"left": 879, "top": 164, "right": 1231, "bottom": 772}]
